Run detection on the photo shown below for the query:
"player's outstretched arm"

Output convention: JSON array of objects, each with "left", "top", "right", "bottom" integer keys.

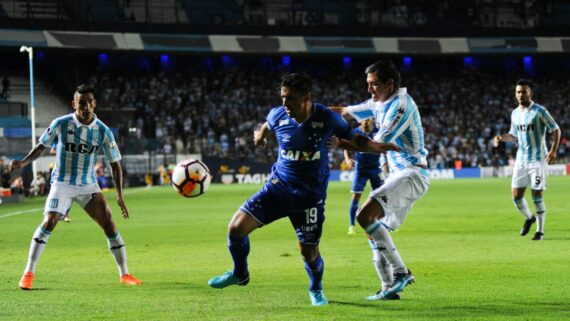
[
  {"left": 110, "top": 161, "right": 129, "bottom": 219},
  {"left": 7, "top": 144, "right": 47, "bottom": 172},
  {"left": 493, "top": 133, "right": 516, "bottom": 147},
  {"left": 338, "top": 134, "right": 400, "bottom": 154},
  {"left": 547, "top": 128, "right": 561, "bottom": 164},
  {"left": 329, "top": 106, "right": 354, "bottom": 122},
  {"left": 253, "top": 122, "right": 271, "bottom": 147}
]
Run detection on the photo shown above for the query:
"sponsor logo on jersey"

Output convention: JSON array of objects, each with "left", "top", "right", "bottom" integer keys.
[
  {"left": 311, "top": 121, "right": 323, "bottom": 128},
  {"left": 65, "top": 143, "right": 99, "bottom": 154},
  {"left": 516, "top": 123, "right": 535, "bottom": 132},
  {"left": 280, "top": 149, "right": 321, "bottom": 161}
]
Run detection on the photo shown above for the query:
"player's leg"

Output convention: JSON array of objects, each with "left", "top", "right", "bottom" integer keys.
[
  {"left": 19, "top": 185, "right": 71, "bottom": 290},
  {"left": 529, "top": 162, "right": 547, "bottom": 240},
  {"left": 512, "top": 163, "right": 535, "bottom": 235},
  {"left": 299, "top": 242, "right": 327, "bottom": 306},
  {"left": 209, "top": 187, "right": 268, "bottom": 289},
  {"left": 19, "top": 212, "right": 61, "bottom": 290},
  {"left": 83, "top": 192, "right": 141, "bottom": 285},
  {"left": 366, "top": 236, "right": 399, "bottom": 301},
  {"left": 348, "top": 173, "right": 366, "bottom": 234},
  {"left": 348, "top": 193, "right": 361, "bottom": 234}
]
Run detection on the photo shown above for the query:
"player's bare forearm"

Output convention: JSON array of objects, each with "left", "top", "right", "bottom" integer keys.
[
  {"left": 329, "top": 106, "right": 353, "bottom": 121},
  {"left": 253, "top": 122, "right": 270, "bottom": 147},
  {"left": 547, "top": 128, "right": 561, "bottom": 164},
  {"left": 493, "top": 133, "right": 516, "bottom": 147},
  {"left": 342, "top": 134, "right": 400, "bottom": 153},
  {"left": 8, "top": 144, "right": 47, "bottom": 171},
  {"left": 110, "top": 161, "right": 130, "bottom": 218}
]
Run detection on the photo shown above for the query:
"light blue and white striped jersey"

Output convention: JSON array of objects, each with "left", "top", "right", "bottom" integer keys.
[
  {"left": 508, "top": 102, "right": 559, "bottom": 163},
  {"left": 39, "top": 113, "right": 121, "bottom": 186},
  {"left": 347, "top": 88, "right": 428, "bottom": 173}
]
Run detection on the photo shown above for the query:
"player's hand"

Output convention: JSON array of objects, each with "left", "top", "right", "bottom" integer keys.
[
  {"left": 7, "top": 159, "right": 23, "bottom": 172},
  {"left": 327, "top": 136, "right": 339, "bottom": 149},
  {"left": 493, "top": 135, "right": 501, "bottom": 147},
  {"left": 546, "top": 151, "right": 556, "bottom": 164},
  {"left": 253, "top": 130, "right": 267, "bottom": 147},
  {"left": 378, "top": 143, "right": 400, "bottom": 153},
  {"left": 117, "top": 196, "right": 129, "bottom": 219},
  {"left": 345, "top": 158, "right": 355, "bottom": 170}
]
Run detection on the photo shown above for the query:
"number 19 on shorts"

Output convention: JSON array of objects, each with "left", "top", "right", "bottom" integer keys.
[{"left": 305, "top": 207, "right": 318, "bottom": 224}]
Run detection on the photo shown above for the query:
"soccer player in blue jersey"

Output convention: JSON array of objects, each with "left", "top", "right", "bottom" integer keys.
[
  {"left": 343, "top": 118, "right": 383, "bottom": 235},
  {"left": 8, "top": 84, "right": 142, "bottom": 290},
  {"left": 331, "top": 60, "right": 429, "bottom": 301},
  {"left": 207, "top": 73, "right": 399, "bottom": 306},
  {"left": 493, "top": 79, "right": 560, "bottom": 241}
]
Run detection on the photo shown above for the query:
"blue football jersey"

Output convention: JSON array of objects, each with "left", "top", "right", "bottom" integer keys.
[
  {"left": 39, "top": 113, "right": 121, "bottom": 186},
  {"left": 353, "top": 126, "right": 380, "bottom": 172},
  {"left": 266, "top": 103, "right": 355, "bottom": 201}
]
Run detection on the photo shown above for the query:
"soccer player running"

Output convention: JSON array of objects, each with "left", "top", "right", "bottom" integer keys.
[
  {"left": 8, "top": 84, "right": 142, "bottom": 290},
  {"left": 208, "top": 73, "right": 399, "bottom": 306},
  {"left": 331, "top": 60, "right": 429, "bottom": 300},
  {"left": 493, "top": 79, "right": 561, "bottom": 241},
  {"left": 343, "top": 118, "right": 384, "bottom": 235}
]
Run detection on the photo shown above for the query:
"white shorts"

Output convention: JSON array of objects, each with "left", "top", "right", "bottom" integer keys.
[
  {"left": 45, "top": 183, "right": 102, "bottom": 218},
  {"left": 369, "top": 167, "right": 430, "bottom": 231},
  {"left": 511, "top": 161, "right": 547, "bottom": 190}
]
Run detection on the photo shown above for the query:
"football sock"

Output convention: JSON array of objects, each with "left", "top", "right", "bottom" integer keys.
[
  {"left": 365, "top": 220, "right": 407, "bottom": 274},
  {"left": 349, "top": 199, "right": 359, "bottom": 226},
  {"left": 107, "top": 233, "right": 129, "bottom": 276},
  {"left": 228, "top": 235, "right": 250, "bottom": 279},
  {"left": 513, "top": 197, "right": 533, "bottom": 220},
  {"left": 532, "top": 196, "right": 546, "bottom": 233},
  {"left": 369, "top": 239, "right": 392, "bottom": 290},
  {"left": 304, "top": 255, "right": 324, "bottom": 291},
  {"left": 24, "top": 225, "right": 51, "bottom": 273}
]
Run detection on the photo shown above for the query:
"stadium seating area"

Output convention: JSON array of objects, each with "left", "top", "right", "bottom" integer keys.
[{"left": 74, "top": 61, "right": 569, "bottom": 170}]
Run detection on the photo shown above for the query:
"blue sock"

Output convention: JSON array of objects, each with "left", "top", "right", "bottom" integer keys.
[
  {"left": 304, "top": 255, "right": 324, "bottom": 291},
  {"left": 349, "top": 199, "right": 359, "bottom": 226},
  {"left": 228, "top": 235, "right": 250, "bottom": 279}
]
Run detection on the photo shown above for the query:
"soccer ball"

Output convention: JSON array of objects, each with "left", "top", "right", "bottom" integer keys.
[{"left": 171, "top": 159, "right": 211, "bottom": 198}]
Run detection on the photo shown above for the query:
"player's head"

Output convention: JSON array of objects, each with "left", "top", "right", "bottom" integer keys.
[
  {"left": 515, "top": 79, "right": 533, "bottom": 107},
  {"left": 280, "top": 73, "right": 312, "bottom": 119},
  {"left": 365, "top": 60, "right": 400, "bottom": 102},
  {"left": 72, "top": 84, "right": 96, "bottom": 122},
  {"left": 361, "top": 118, "right": 375, "bottom": 133}
]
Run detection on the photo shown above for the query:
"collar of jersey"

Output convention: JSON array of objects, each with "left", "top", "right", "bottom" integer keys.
[
  {"left": 383, "top": 87, "right": 407, "bottom": 106},
  {"left": 518, "top": 101, "right": 535, "bottom": 112},
  {"left": 72, "top": 113, "right": 98, "bottom": 128}
]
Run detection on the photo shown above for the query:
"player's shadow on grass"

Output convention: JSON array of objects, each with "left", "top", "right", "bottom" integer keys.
[{"left": 328, "top": 300, "right": 404, "bottom": 308}]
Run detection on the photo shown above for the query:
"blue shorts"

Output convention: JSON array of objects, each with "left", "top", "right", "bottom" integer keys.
[
  {"left": 351, "top": 170, "right": 383, "bottom": 193},
  {"left": 240, "top": 182, "right": 325, "bottom": 245}
]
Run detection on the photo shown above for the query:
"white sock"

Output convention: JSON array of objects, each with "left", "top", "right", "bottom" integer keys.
[
  {"left": 533, "top": 197, "right": 546, "bottom": 233},
  {"left": 365, "top": 221, "right": 406, "bottom": 274},
  {"left": 369, "top": 240, "right": 392, "bottom": 290},
  {"left": 513, "top": 198, "right": 533, "bottom": 220},
  {"left": 25, "top": 225, "right": 52, "bottom": 273},
  {"left": 107, "top": 233, "right": 129, "bottom": 276}
]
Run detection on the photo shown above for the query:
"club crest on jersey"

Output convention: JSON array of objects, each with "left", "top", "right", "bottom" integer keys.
[
  {"left": 280, "top": 149, "right": 321, "bottom": 161},
  {"left": 279, "top": 119, "right": 289, "bottom": 126},
  {"left": 311, "top": 122, "right": 323, "bottom": 128}
]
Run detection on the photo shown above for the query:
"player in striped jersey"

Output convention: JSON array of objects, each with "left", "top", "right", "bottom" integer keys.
[
  {"left": 331, "top": 60, "right": 429, "bottom": 300},
  {"left": 8, "top": 84, "right": 142, "bottom": 290},
  {"left": 493, "top": 79, "right": 561, "bottom": 241}
]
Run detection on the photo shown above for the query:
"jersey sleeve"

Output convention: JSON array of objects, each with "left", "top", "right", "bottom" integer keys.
[
  {"left": 38, "top": 119, "right": 61, "bottom": 147},
  {"left": 539, "top": 108, "right": 559, "bottom": 132},
  {"left": 346, "top": 99, "right": 374, "bottom": 122},
  {"left": 376, "top": 98, "right": 408, "bottom": 143},
  {"left": 102, "top": 128, "right": 122, "bottom": 163}
]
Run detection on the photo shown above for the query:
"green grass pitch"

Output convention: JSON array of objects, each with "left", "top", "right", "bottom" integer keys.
[{"left": 1, "top": 177, "right": 569, "bottom": 321}]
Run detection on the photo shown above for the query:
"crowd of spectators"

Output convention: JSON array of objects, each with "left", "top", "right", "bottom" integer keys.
[{"left": 88, "top": 64, "right": 569, "bottom": 170}]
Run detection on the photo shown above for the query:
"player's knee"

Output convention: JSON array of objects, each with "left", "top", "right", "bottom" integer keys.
[{"left": 300, "top": 245, "right": 319, "bottom": 262}]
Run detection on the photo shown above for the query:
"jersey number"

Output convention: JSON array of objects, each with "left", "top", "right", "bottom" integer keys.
[
  {"left": 535, "top": 176, "right": 541, "bottom": 185},
  {"left": 305, "top": 207, "right": 318, "bottom": 224}
]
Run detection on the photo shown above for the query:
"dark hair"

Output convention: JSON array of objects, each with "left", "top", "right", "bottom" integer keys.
[
  {"left": 515, "top": 78, "right": 534, "bottom": 90},
  {"left": 280, "top": 73, "right": 312, "bottom": 95},
  {"left": 365, "top": 60, "right": 401, "bottom": 88},
  {"left": 75, "top": 84, "right": 94, "bottom": 95}
]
